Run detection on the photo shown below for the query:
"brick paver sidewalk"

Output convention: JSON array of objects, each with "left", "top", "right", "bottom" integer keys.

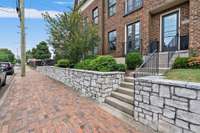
[{"left": 0, "top": 68, "right": 140, "bottom": 133}]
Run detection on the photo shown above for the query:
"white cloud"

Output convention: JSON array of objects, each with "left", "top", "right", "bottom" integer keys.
[
  {"left": 0, "top": 7, "right": 62, "bottom": 19},
  {"left": 54, "top": 1, "right": 67, "bottom": 5},
  {"left": 54, "top": 1, "right": 73, "bottom": 5}
]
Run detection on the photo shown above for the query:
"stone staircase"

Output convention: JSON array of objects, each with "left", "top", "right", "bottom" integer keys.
[{"left": 105, "top": 77, "right": 134, "bottom": 116}]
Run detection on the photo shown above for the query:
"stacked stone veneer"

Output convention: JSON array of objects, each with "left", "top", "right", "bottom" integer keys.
[
  {"left": 134, "top": 77, "right": 200, "bottom": 133},
  {"left": 37, "top": 66, "right": 124, "bottom": 103}
]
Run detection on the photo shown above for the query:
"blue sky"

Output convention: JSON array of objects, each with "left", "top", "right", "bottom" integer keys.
[{"left": 0, "top": 0, "right": 73, "bottom": 56}]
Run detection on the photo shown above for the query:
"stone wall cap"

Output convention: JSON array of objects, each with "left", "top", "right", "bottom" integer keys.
[
  {"left": 135, "top": 76, "right": 200, "bottom": 90},
  {"left": 39, "top": 66, "right": 125, "bottom": 75},
  {"left": 68, "top": 68, "right": 125, "bottom": 75}
]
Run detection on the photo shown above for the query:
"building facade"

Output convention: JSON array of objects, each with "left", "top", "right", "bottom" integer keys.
[{"left": 75, "top": 0, "right": 200, "bottom": 57}]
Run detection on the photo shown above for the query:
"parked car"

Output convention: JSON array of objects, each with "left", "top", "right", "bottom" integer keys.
[
  {"left": 0, "top": 62, "right": 14, "bottom": 75},
  {"left": 0, "top": 66, "right": 6, "bottom": 87}
]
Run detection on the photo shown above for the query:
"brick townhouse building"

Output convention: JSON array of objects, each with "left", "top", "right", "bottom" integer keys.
[{"left": 74, "top": 0, "right": 200, "bottom": 58}]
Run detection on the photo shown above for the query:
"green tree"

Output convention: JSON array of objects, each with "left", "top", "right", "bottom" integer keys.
[
  {"left": 33, "top": 41, "right": 51, "bottom": 59},
  {"left": 43, "top": 10, "right": 100, "bottom": 64},
  {"left": 31, "top": 48, "right": 37, "bottom": 59},
  {"left": 26, "top": 50, "right": 33, "bottom": 60},
  {"left": 0, "top": 49, "right": 15, "bottom": 63}
]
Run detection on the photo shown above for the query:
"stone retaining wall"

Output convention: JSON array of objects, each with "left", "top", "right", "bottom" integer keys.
[
  {"left": 134, "top": 76, "right": 200, "bottom": 133},
  {"left": 37, "top": 66, "right": 125, "bottom": 103}
]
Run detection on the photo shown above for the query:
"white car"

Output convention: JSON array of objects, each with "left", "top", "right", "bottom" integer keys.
[{"left": 0, "top": 67, "right": 6, "bottom": 87}]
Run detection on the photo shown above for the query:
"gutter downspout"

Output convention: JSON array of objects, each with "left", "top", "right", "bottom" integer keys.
[{"left": 100, "top": 0, "right": 105, "bottom": 55}]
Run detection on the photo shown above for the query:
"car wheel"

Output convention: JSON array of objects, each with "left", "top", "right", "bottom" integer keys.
[{"left": 2, "top": 76, "right": 6, "bottom": 86}]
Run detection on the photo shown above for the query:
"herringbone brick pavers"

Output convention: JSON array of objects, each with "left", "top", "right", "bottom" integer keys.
[{"left": 0, "top": 68, "right": 140, "bottom": 133}]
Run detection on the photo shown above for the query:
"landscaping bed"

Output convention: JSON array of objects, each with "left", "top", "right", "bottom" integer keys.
[{"left": 165, "top": 55, "right": 200, "bottom": 83}]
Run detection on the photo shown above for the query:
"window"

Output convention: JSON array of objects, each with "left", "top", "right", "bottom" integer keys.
[
  {"left": 108, "top": 0, "right": 116, "bottom": 16},
  {"left": 125, "top": 0, "right": 143, "bottom": 14},
  {"left": 92, "top": 7, "right": 99, "bottom": 24},
  {"left": 126, "top": 21, "right": 141, "bottom": 53},
  {"left": 108, "top": 30, "right": 117, "bottom": 50},
  {"left": 83, "top": 17, "right": 88, "bottom": 31}
]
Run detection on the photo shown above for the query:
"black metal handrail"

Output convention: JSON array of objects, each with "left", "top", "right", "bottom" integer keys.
[
  {"left": 133, "top": 49, "right": 159, "bottom": 78},
  {"left": 167, "top": 35, "right": 178, "bottom": 67},
  {"left": 132, "top": 47, "right": 159, "bottom": 117}
]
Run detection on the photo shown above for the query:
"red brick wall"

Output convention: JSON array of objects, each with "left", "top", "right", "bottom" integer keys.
[
  {"left": 149, "top": 3, "right": 189, "bottom": 45},
  {"left": 189, "top": 0, "right": 200, "bottom": 51},
  {"left": 79, "top": 0, "right": 200, "bottom": 56},
  {"left": 80, "top": 0, "right": 104, "bottom": 54},
  {"left": 103, "top": 0, "right": 143, "bottom": 57}
]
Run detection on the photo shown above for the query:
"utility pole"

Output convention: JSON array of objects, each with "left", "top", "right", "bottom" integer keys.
[{"left": 17, "top": 0, "right": 26, "bottom": 76}]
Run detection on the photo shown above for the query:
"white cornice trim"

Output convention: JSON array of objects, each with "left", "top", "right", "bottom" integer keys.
[{"left": 80, "top": 0, "right": 95, "bottom": 12}]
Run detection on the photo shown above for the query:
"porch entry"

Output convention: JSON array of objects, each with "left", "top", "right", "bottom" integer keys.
[
  {"left": 126, "top": 21, "right": 141, "bottom": 54},
  {"left": 161, "top": 10, "right": 179, "bottom": 52}
]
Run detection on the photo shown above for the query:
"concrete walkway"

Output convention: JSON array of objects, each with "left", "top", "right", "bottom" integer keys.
[{"left": 0, "top": 68, "right": 140, "bottom": 133}]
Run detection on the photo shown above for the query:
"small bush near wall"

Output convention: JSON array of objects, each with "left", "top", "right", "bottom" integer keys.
[
  {"left": 188, "top": 56, "right": 200, "bottom": 68},
  {"left": 173, "top": 56, "right": 200, "bottom": 69},
  {"left": 126, "top": 52, "right": 143, "bottom": 70},
  {"left": 74, "top": 58, "right": 93, "bottom": 70},
  {"left": 56, "top": 59, "right": 70, "bottom": 68},
  {"left": 173, "top": 57, "right": 189, "bottom": 69},
  {"left": 75, "top": 55, "right": 126, "bottom": 72}
]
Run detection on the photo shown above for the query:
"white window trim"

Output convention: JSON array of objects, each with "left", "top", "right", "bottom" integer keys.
[
  {"left": 124, "top": 21, "right": 141, "bottom": 55},
  {"left": 79, "top": 0, "right": 95, "bottom": 12},
  {"left": 160, "top": 8, "right": 181, "bottom": 52}
]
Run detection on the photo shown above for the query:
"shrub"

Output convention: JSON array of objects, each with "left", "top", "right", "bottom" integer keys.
[
  {"left": 56, "top": 59, "right": 70, "bottom": 68},
  {"left": 188, "top": 56, "right": 200, "bottom": 69},
  {"left": 113, "top": 64, "right": 127, "bottom": 72},
  {"left": 75, "top": 55, "right": 126, "bottom": 72},
  {"left": 172, "top": 57, "right": 189, "bottom": 69},
  {"left": 74, "top": 58, "right": 93, "bottom": 70},
  {"left": 90, "top": 56, "right": 117, "bottom": 72},
  {"left": 125, "top": 52, "right": 143, "bottom": 70}
]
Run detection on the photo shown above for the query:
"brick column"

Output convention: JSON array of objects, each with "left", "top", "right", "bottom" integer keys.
[
  {"left": 189, "top": 0, "right": 200, "bottom": 52},
  {"left": 141, "top": 1, "right": 151, "bottom": 55}
]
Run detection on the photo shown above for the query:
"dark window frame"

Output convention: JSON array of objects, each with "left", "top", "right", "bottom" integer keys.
[
  {"left": 161, "top": 11, "right": 179, "bottom": 52},
  {"left": 124, "top": 0, "right": 143, "bottom": 16},
  {"left": 108, "top": 0, "right": 117, "bottom": 17},
  {"left": 126, "top": 21, "right": 141, "bottom": 53},
  {"left": 108, "top": 30, "right": 117, "bottom": 51},
  {"left": 92, "top": 7, "right": 99, "bottom": 24}
]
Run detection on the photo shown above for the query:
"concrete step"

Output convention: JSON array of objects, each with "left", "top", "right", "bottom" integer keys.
[
  {"left": 105, "top": 97, "right": 134, "bottom": 115},
  {"left": 111, "top": 92, "right": 133, "bottom": 104},
  {"left": 116, "top": 87, "right": 134, "bottom": 96},
  {"left": 120, "top": 82, "right": 134, "bottom": 89},
  {"left": 124, "top": 77, "right": 134, "bottom": 82}
]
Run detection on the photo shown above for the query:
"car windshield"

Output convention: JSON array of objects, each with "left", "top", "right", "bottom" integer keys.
[{"left": 0, "top": 63, "right": 10, "bottom": 67}]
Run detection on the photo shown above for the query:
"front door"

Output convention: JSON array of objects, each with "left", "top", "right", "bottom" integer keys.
[{"left": 162, "top": 11, "right": 179, "bottom": 52}]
